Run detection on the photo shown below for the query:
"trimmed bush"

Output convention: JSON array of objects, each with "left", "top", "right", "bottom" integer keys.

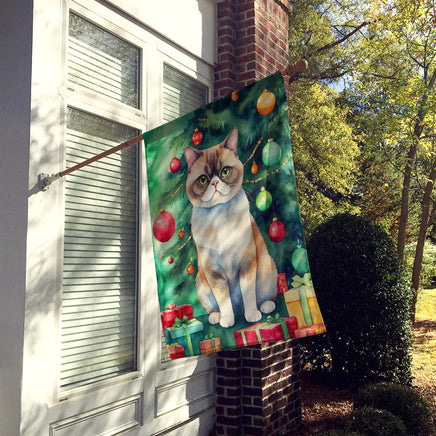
[
  {"left": 344, "top": 406, "right": 407, "bottom": 436},
  {"left": 305, "top": 213, "right": 412, "bottom": 386},
  {"left": 354, "top": 382, "right": 432, "bottom": 435}
]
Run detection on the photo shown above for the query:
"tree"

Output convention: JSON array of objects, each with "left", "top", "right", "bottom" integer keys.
[
  {"left": 287, "top": 0, "right": 370, "bottom": 234},
  {"left": 288, "top": 82, "right": 360, "bottom": 235},
  {"left": 345, "top": 0, "right": 436, "bottom": 319}
]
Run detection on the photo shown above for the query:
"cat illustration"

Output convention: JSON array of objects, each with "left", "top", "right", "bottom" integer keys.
[{"left": 185, "top": 127, "right": 277, "bottom": 328}]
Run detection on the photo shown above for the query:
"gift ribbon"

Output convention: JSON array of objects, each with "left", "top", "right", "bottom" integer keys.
[
  {"left": 291, "top": 274, "right": 313, "bottom": 326},
  {"left": 240, "top": 324, "right": 263, "bottom": 346},
  {"left": 168, "top": 343, "right": 180, "bottom": 348},
  {"left": 291, "top": 272, "right": 313, "bottom": 288},
  {"left": 266, "top": 314, "right": 291, "bottom": 341},
  {"left": 298, "top": 288, "right": 313, "bottom": 326},
  {"left": 172, "top": 315, "right": 195, "bottom": 356},
  {"left": 166, "top": 303, "right": 177, "bottom": 310},
  {"left": 204, "top": 333, "right": 216, "bottom": 352}
]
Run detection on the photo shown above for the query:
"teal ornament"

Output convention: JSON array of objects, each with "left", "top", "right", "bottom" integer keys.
[
  {"left": 256, "top": 187, "right": 272, "bottom": 211},
  {"left": 291, "top": 247, "right": 310, "bottom": 275},
  {"left": 262, "top": 139, "right": 282, "bottom": 166}
]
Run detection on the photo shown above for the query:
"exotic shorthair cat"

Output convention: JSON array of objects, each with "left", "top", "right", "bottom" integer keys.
[{"left": 185, "top": 127, "right": 277, "bottom": 328}]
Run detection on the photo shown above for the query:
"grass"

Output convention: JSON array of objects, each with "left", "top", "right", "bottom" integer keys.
[
  {"left": 411, "top": 287, "right": 436, "bottom": 428},
  {"left": 412, "top": 288, "right": 436, "bottom": 378},
  {"left": 415, "top": 288, "right": 436, "bottom": 320}
]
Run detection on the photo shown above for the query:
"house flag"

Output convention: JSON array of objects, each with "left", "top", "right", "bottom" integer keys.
[{"left": 144, "top": 72, "right": 326, "bottom": 359}]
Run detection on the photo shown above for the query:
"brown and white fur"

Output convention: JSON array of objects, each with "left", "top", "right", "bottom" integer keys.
[{"left": 185, "top": 127, "right": 277, "bottom": 328}]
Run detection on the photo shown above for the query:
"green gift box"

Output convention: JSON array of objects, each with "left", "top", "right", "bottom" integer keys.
[{"left": 165, "top": 315, "right": 204, "bottom": 356}]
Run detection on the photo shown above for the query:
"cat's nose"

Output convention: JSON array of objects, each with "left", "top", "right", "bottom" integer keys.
[{"left": 212, "top": 180, "right": 218, "bottom": 188}]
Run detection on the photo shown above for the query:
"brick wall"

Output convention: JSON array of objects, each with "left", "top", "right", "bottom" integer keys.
[{"left": 213, "top": 1, "right": 301, "bottom": 434}]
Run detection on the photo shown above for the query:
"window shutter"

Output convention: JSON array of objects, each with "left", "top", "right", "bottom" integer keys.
[{"left": 60, "top": 110, "right": 139, "bottom": 389}]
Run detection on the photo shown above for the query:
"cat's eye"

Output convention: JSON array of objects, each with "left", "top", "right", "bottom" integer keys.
[
  {"left": 221, "top": 166, "right": 231, "bottom": 178},
  {"left": 198, "top": 174, "right": 208, "bottom": 185}
]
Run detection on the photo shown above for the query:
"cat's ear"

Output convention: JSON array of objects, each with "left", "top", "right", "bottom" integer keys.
[
  {"left": 223, "top": 127, "right": 238, "bottom": 155},
  {"left": 185, "top": 146, "right": 202, "bottom": 172}
]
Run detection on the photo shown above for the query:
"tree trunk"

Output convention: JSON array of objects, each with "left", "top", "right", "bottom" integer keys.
[
  {"left": 410, "top": 157, "right": 436, "bottom": 323},
  {"left": 397, "top": 143, "right": 417, "bottom": 261},
  {"left": 397, "top": 70, "right": 436, "bottom": 260}
]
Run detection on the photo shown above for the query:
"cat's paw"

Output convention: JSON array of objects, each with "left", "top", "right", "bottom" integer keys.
[
  {"left": 208, "top": 312, "right": 221, "bottom": 325},
  {"left": 220, "top": 314, "right": 235, "bottom": 328},
  {"left": 245, "top": 309, "right": 262, "bottom": 323},
  {"left": 260, "top": 300, "right": 275, "bottom": 314}
]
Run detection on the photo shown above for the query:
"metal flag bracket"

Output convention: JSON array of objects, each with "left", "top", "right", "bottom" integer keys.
[{"left": 38, "top": 173, "right": 61, "bottom": 191}]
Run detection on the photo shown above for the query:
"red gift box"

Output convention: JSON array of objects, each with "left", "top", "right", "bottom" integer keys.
[
  {"left": 294, "top": 326, "right": 316, "bottom": 338},
  {"left": 234, "top": 315, "right": 298, "bottom": 347},
  {"left": 295, "top": 323, "right": 326, "bottom": 338},
  {"left": 161, "top": 303, "right": 194, "bottom": 332},
  {"left": 277, "top": 273, "right": 288, "bottom": 295},
  {"left": 168, "top": 343, "right": 185, "bottom": 359},
  {"left": 259, "top": 316, "right": 298, "bottom": 342},
  {"left": 234, "top": 323, "right": 265, "bottom": 347}
]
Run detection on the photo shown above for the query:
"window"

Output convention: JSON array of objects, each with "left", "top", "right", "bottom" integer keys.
[
  {"left": 68, "top": 12, "right": 140, "bottom": 108},
  {"left": 60, "top": 13, "right": 140, "bottom": 390},
  {"left": 162, "top": 64, "right": 208, "bottom": 122}
]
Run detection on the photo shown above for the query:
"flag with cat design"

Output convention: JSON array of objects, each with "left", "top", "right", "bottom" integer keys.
[{"left": 144, "top": 71, "right": 326, "bottom": 359}]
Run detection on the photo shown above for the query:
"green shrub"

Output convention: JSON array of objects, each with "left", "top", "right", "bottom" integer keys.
[
  {"left": 344, "top": 406, "right": 407, "bottom": 436},
  {"left": 354, "top": 382, "right": 432, "bottom": 435},
  {"left": 305, "top": 213, "right": 412, "bottom": 386}
]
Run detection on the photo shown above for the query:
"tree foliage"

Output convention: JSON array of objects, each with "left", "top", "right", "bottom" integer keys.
[
  {"left": 289, "top": 82, "right": 359, "bottom": 234},
  {"left": 288, "top": 0, "right": 363, "bottom": 235},
  {"left": 288, "top": 0, "right": 436, "bottom": 319}
]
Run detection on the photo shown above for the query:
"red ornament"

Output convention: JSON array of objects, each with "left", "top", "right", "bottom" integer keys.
[
  {"left": 191, "top": 128, "right": 203, "bottom": 146},
  {"left": 269, "top": 217, "right": 285, "bottom": 242},
  {"left": 170, "top": 156, "right": 181, "bottom": 173},
  {"left": 168, "top": 257, "right": 174, "bottom": 264},
  {"left": 251, "top": 161, "right": 258, "bottom": 175},
  {"left": 187, "top": 263, "right": 195, "bottom": 274},
  {"left": 153, "top": 210, "right": 176, "bottom": 242},
  {"left": 178, "top": 230, "right": 184, "bottom": 238}
]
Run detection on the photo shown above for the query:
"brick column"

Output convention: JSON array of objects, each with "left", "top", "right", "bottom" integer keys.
[
  {"left": 215, "top": 341, "right": 301, "bottom": 435},
  {"left": 214, "top": 1, "right": 301, "bottom": 435},
  {"left": 215, "top": 0, "right": 292, "bottom": 99}
]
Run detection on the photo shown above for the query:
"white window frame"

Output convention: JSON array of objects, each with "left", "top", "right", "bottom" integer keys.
[
  {"left": 56, "top": 0, "right": 215, "bottom": 400},
  {"left": 56, "top": 0, "right": 149, "bottom": 401}
]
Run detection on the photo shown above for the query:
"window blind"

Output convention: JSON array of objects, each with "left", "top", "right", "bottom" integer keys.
[
  {"left": 160, "top": 64, "right": 208, "bottom": 362},
  {"left": 61, "top": 109, "right": 139, "bottom": 389},
  {"left": 162, "top": 64, "right": 208, "bottom": 122},
  {"left": 61, "top": 12, "right": 140, "bottom": 390}
]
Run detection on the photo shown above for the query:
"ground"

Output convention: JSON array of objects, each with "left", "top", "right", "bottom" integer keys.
[{"left": 295, "top": 288, "right": 436, "bottom": 435}]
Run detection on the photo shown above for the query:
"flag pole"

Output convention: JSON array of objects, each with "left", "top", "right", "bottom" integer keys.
[
  {"left": 38, "top": 133, "right": 144, "bottom": 190},
  {"left": 38, "top": 60, "right": 307, "bottom": 191}
]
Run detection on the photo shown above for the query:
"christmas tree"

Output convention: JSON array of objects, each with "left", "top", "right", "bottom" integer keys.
[{"left": 144, "top": 72, "right": 309, "bottom": 316}]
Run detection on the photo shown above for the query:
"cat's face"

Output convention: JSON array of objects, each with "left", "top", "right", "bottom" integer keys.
[{"left": 185, "top": 128, "right": 244, "bottom": 208}]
